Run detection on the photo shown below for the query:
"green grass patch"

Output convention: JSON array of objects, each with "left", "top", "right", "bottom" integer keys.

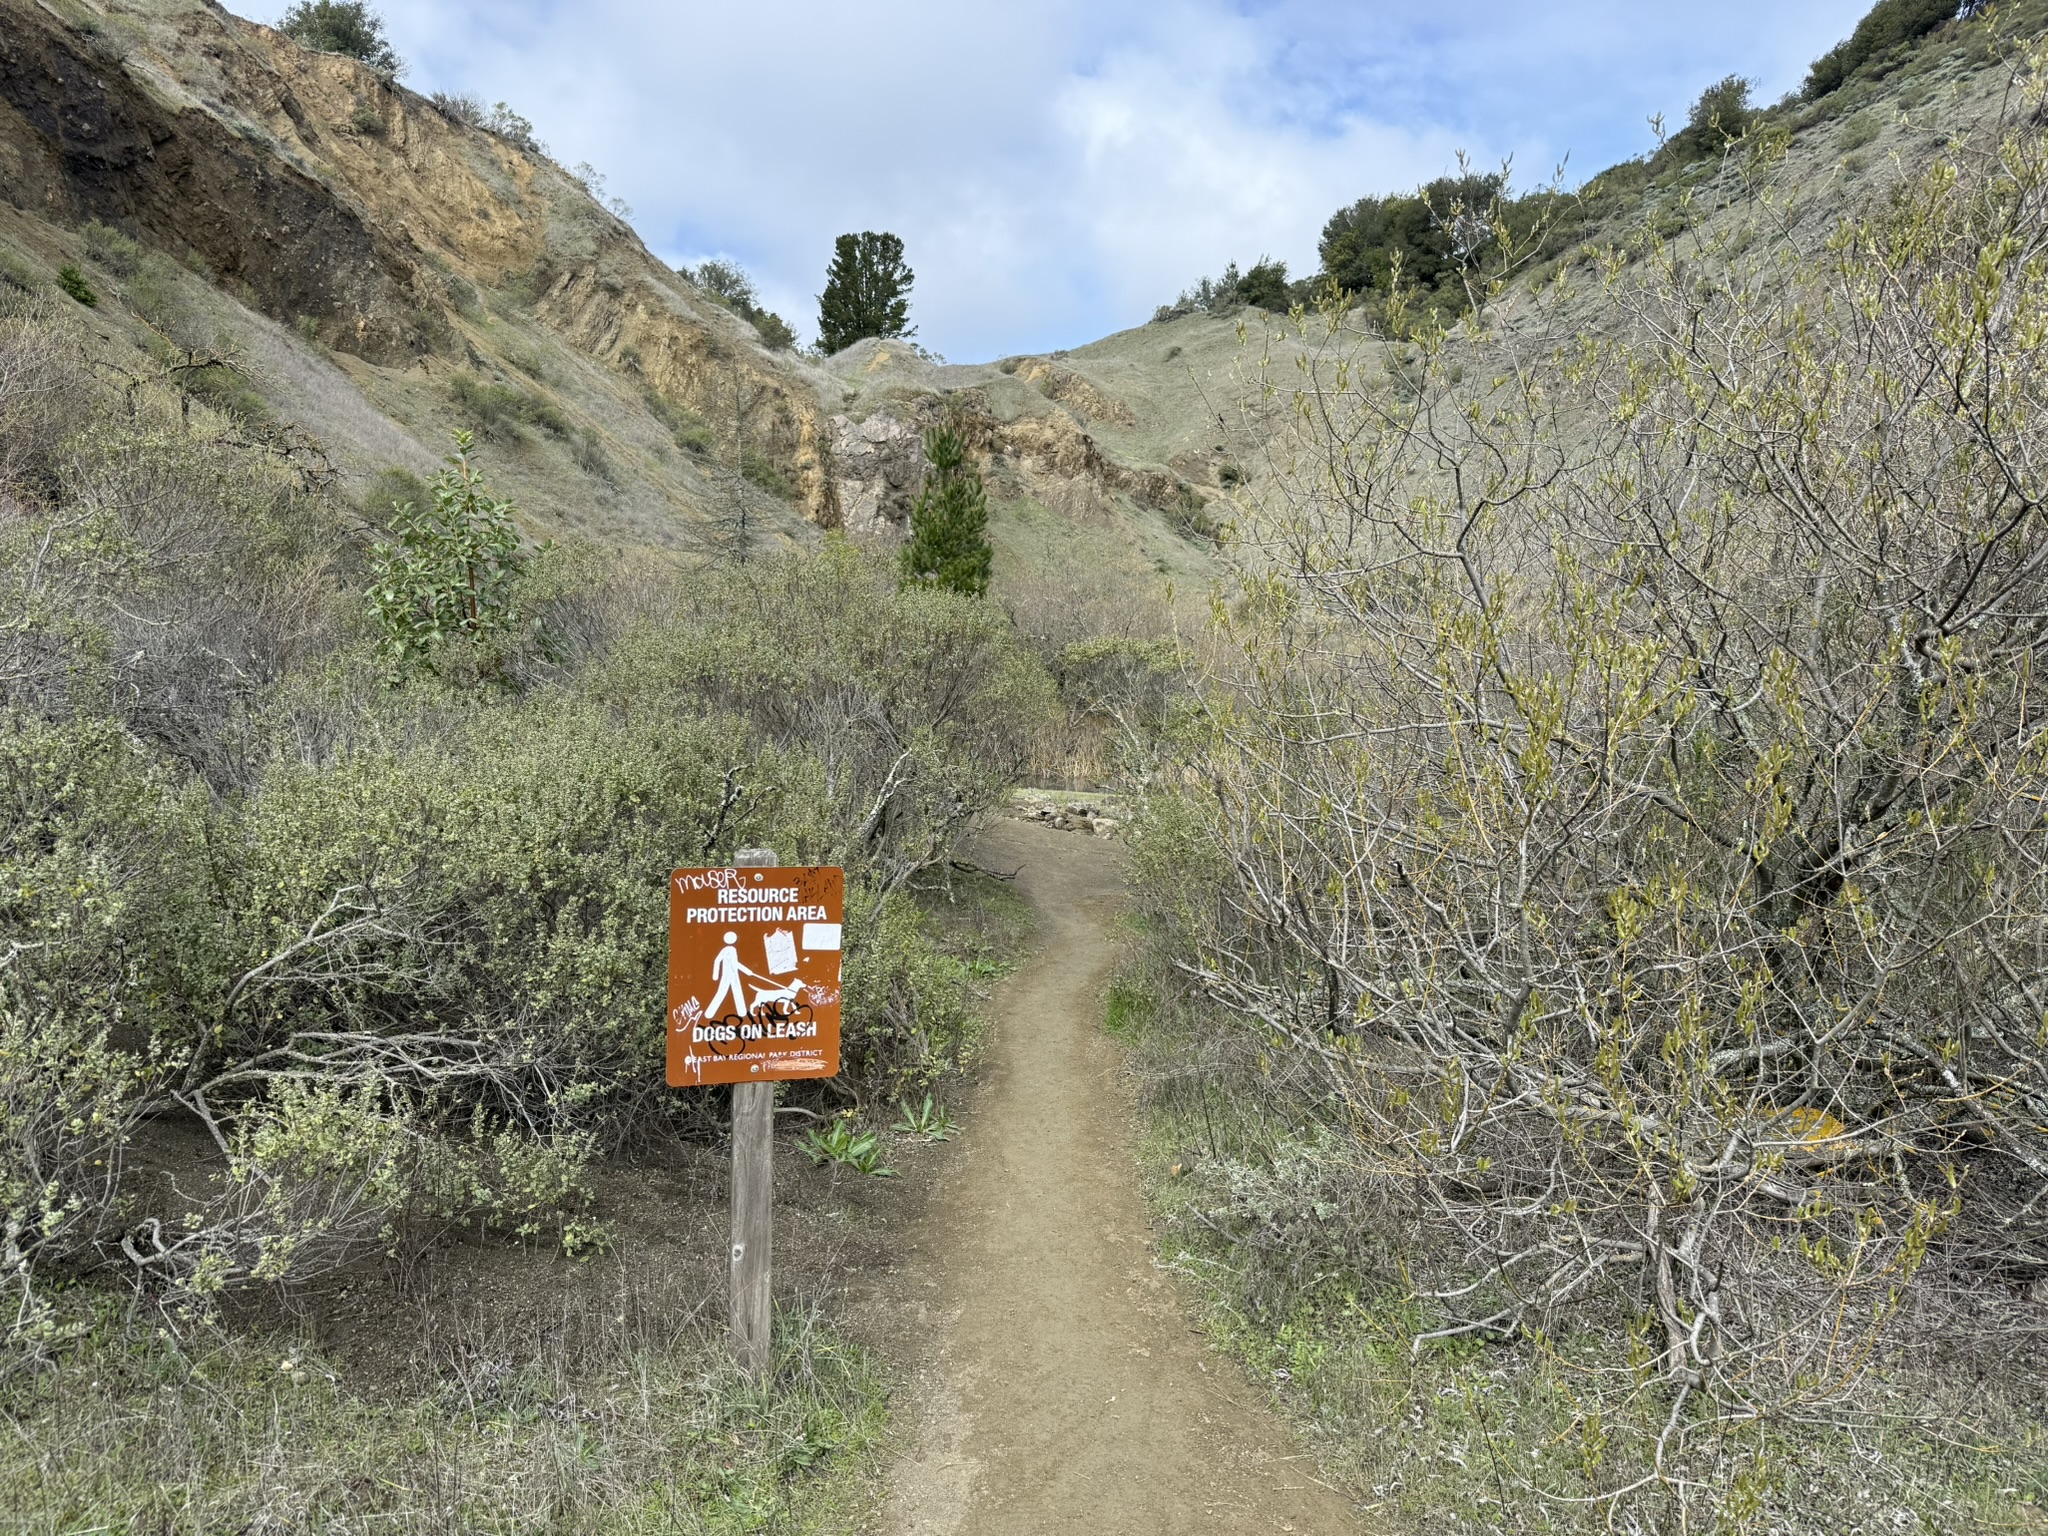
[
  {"left": 2, "top": 1291, "right": 885, "bottom": 1534},
  {"left": 448, "top": 372, "right": 568, "bottom": 442}
]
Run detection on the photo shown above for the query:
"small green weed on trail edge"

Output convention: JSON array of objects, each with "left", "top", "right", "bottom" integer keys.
[
  {"left": 0, "top": 1289, "right": 885, "bottom": 1534},
  {"left": 891, "top": 1093, "right": 956, "bottom": 1141},
  {"left": 800, "top": 1119, "right": 898, "bottom": 1177}
]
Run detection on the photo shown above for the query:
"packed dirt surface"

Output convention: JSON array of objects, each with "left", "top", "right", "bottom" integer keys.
[{"left": 872, "top": 818, "right": 1363, "bottom": 1534}]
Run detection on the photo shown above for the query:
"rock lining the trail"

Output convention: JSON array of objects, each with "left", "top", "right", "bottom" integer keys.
[{"left": 1011, "top": 798, "right": 1123, "bottom": 837}]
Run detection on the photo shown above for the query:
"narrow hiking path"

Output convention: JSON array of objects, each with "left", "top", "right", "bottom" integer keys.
[{"left": 871, "top": 818, "right": 1363, "bottom": 1534}]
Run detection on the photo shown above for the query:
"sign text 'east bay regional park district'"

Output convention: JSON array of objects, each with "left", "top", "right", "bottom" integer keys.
[{"left": 667, "top": 866, "right": 845, "bottom": 1087}]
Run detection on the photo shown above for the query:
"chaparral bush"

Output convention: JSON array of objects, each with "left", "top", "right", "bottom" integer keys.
[{"left": 0, "top": 283, "right": 1054, "bottom": 1343}]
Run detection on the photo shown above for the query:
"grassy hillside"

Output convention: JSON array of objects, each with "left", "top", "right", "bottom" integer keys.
[{"left": 0, "top": 0, "right": 1243, "bottom": 620}]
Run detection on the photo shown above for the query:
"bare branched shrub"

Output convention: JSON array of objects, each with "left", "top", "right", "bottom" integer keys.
[
  {"left": 1001, "top": 557, "right": 1182, "bottom": 783},
  {"left": 0, "top": 996, "right": 145, "bottom": 1374},
  {"left": 610, "top": 541, "right": 1057, "bottom": 899},
  {"left": 1153, "top": 55, "right": 2048, "bottom": 1522}
]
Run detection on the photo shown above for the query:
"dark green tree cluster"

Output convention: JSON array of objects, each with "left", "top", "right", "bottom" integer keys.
[
  {"left": 1674, "top": 75, "right": 1756, "bottom": 152},
  {"left": 900, "top": 425, "right": 991, "bottom": 599},
  {"left": 1318, "top": 172, "right": 1505, "bottom": 308},
  {"left": 1805, "top": 0, "right": 1961, "bottom": 98},
  {"left": 278, "top": 1, "right": 403, "bottom": 77},
  {"left": 1230, "top": 258, "right": 1292, "bottom": 312},
  {"left": 1152, "top": 257, "right": 1297, "bottom": 322},
  {"left": 686, "top": 259, "right": 797, "bottom": 350},
  {"left": 817, "top": 232, "right": 914, "bottom": 355}
]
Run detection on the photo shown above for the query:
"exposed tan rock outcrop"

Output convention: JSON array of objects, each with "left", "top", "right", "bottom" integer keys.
[{"left": 1015, "top": 359, "right": 1136, "bottom": 426}]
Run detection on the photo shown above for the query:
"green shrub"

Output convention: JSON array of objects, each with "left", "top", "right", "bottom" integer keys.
[
  {"left": 1805, "top": 0, "right": 1957, "bottom": 98},
  {"left": 1, "top": 998, "right": 147, "bottom": 1367},
  {"left": 598, "top": 539, "right": 1056, "bottom": 902},
  {"left": 81, "top": 222, "right": 140, "bottom": 277},
  {"left": 278, "top": 1, "right": 404, "bottom": 77},
  {"left": 1678, "top": 73, "right": 1755, "bottom": 151},
  {"left": 364, "top": 432, "right": 534, "bottom": 679},
  {"left": 208, "top": 695, "right": 797, "bottom": 1137},
  {"left": 0, "top": 712, "right": 223, "bottom": 1060},
  {"left": 688, "top": 258, "right": 758, "bottom": 312},
  {"left": 55, "top": 266, "right": 96, "bottom": 306},
  {"left": 446, "top": 371, "right": 565, "bottom": 441},
  {"left": 900, "top": 425, "right": 992, "bottom": 598},
  {"left": 1232, "top": 257, "right": 1291, "bottom": 312},
  {"left": 836, "top": 884, "right": 982, "bottom": 1102},
  {"left": 751, "top": 309, "right": 797, "bottom": 350}
]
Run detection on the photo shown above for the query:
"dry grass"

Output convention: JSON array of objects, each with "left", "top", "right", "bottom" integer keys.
[{"left": 2, "top": 1178, "right": 887, "bottom": 1534}]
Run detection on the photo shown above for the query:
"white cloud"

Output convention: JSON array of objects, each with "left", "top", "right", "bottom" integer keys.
[
  {"left": 316, "top": 0, "right": 1873, "bottom": 359},
  {"left": 1049, "top": 29, "right": 1466, "bottom": 323}
]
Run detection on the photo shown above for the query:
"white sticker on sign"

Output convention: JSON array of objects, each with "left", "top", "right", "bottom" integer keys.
[
  {"left": 802, "top": 922, "right": 842, "bottom": 952},
  {"left": 764, "top": 929, "right": 798, "bottom": 975}
]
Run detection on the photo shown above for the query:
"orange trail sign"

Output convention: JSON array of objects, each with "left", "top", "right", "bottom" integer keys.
[{"left": 668, "top": 866, "right": 844, "bottom": 1087}]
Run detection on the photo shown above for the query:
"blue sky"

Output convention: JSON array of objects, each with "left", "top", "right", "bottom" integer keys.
[{"left": 283, "top": 2, "right": 1872, "bottom": 361}]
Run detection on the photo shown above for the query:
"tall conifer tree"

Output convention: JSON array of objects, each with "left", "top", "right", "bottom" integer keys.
[
  {"left": 816, "top": 232, "right": 914, "bottom": 355},
  {"left": 900, "top": 425, "right": 991, "bottom": 598}
]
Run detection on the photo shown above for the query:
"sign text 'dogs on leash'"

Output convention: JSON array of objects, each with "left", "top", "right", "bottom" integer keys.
[{"left": 667, "top": 865, "right": 844, "bottom": 1087}]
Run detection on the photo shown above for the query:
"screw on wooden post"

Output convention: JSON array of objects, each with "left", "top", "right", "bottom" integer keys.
[{"left": 730, "top": 847, "right": 777, "bottom": 1376}]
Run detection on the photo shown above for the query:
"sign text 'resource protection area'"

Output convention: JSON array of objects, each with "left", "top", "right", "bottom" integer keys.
[{"left": 667, "top": 866, "right": 844, "bottom": 1086}]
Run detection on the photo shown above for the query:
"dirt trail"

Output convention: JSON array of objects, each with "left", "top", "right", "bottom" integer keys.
[{"left": 874, "top": 819, "right": 1362, "bottom": 1534}]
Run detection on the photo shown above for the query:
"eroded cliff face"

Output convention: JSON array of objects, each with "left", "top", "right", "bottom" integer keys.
[
  {"left": 0, "top": 0, "right": 443, "bottom": 361},
  {"left": 0, "top": 0, "right": 839, "bottom": 528}
]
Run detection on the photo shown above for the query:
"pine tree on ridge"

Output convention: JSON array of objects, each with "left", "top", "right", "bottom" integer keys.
[{"left": 817, "top": 232, "right": 914, "bottom": 355}]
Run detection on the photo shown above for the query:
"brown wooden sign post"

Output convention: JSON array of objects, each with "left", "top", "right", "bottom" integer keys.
[{"left": 668, "top": 851, "right": 844, "bottom": 1376}]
